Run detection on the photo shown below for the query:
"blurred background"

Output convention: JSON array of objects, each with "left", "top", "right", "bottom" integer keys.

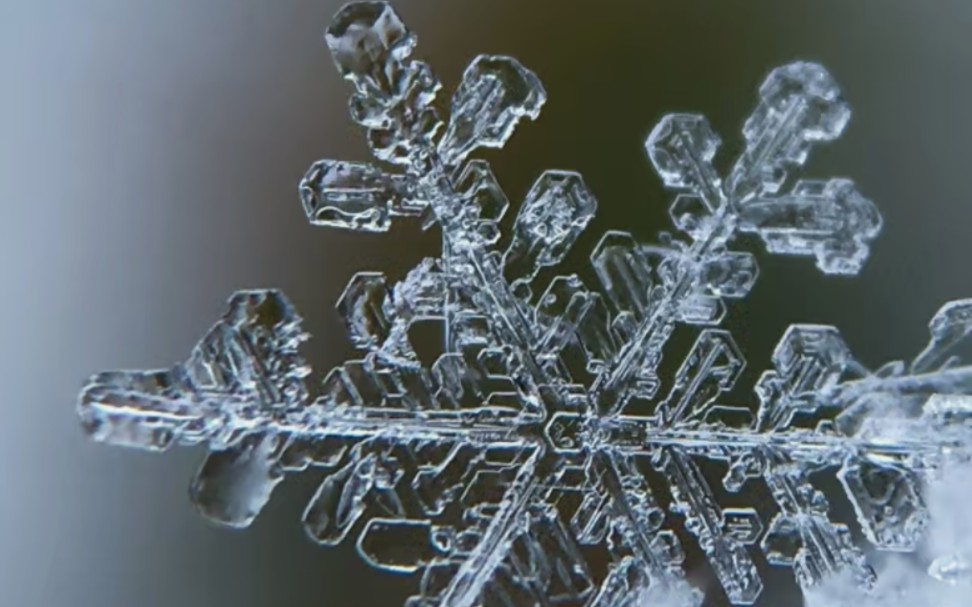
[{"left": 3, "top": 0, "right": 972, "bottom": 605}]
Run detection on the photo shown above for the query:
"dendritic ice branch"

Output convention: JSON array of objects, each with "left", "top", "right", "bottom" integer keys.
[{"left": 78, "top": 2, "right": 972, "bottom": 606}]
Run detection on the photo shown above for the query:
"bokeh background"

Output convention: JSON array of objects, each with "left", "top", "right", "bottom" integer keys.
[{"left": 3, "top": 0, "right": 972, "bottom": 605}]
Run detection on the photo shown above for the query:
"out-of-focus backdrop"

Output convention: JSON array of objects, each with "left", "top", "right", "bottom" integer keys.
[{"left": 3, "top": 1, "right": 972, "bottom": 605}]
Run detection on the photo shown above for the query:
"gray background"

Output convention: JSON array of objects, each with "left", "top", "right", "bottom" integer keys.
[{"left": 3, "top": 0, "right": 972, "bottom": 605}]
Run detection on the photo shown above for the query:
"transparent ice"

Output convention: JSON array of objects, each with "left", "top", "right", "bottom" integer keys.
[{"left": 78, "top": 2, "right": 972, "bottom": 605}]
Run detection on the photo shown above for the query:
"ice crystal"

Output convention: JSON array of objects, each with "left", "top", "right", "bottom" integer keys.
[{"left": 78, "top": 2, "right": 972, "bottom": 605}]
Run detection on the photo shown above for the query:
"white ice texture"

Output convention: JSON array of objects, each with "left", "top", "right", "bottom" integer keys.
[{"left": 78, "top": 2, "right": 972, "bottom": 606}]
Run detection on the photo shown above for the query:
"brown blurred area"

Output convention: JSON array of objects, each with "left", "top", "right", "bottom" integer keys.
[{"left": 3, "top": 1, "right": 972, "bottom": 605}]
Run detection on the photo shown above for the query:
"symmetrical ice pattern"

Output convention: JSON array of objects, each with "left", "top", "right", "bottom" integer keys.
[{"left": 78, "top": 3, "right": 972, "bottom": 606}]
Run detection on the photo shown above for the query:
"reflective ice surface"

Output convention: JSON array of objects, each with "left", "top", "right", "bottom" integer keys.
[{"left": 78, "top": 2, "right": 972, "bottom": 605}]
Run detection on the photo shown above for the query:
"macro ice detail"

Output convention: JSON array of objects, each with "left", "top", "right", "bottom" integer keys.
[{"left": 78, "top": 2, "right": 972, "bottom": 606}]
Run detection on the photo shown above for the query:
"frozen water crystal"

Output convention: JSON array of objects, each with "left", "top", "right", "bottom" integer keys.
[{"left": 78, "top": 2, "right": 972, "bottom": 605}]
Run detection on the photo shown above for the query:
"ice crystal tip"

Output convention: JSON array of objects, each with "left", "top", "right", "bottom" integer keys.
[{"left": 78, "top": 2, "right": 972, "bottom": 605}]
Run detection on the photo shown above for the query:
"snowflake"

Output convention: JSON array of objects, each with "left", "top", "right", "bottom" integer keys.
[{"left": 78, "top": 2, "right": 972, "bottom": 606}]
